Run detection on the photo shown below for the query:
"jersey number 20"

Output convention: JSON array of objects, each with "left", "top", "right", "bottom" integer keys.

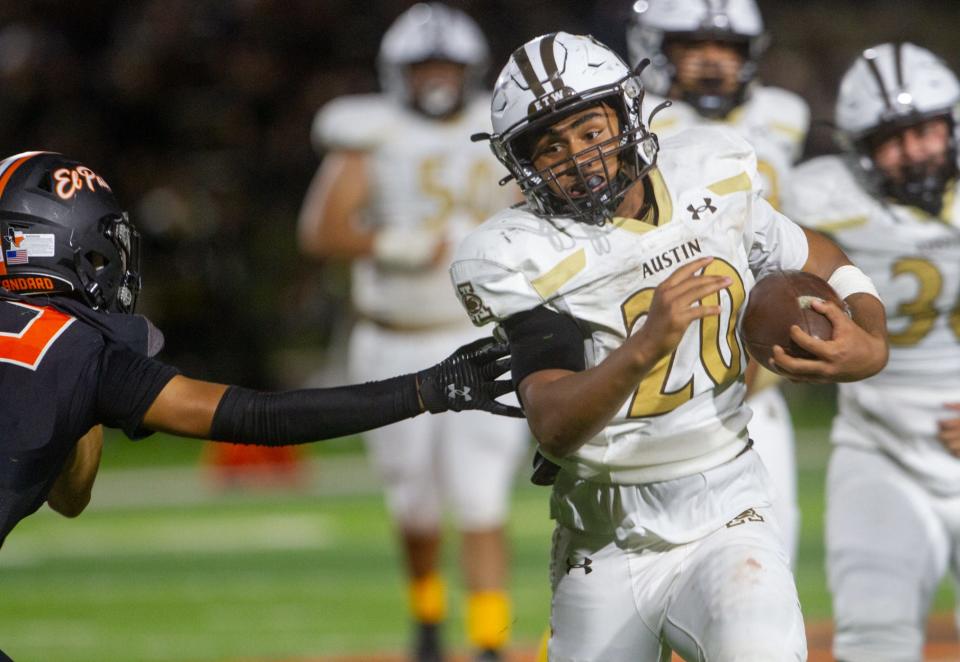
[{"left": 620, "top": 259, "right": 747, "bottom": 418}]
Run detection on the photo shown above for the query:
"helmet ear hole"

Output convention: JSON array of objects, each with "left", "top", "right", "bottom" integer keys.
[
  {"left": 36, "top": 172, "right": 54, "bottom": 193},
  {"left": 85, "top": 251, "right": 108, "bottom": 271}
]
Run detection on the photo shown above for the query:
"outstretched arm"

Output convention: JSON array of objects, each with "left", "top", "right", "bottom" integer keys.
[
  {"left": 140, "top": 337, "right": 520, "bottom": 443},
  {"left": 47, "top": 425, "right": 103, "bottom": 518}
]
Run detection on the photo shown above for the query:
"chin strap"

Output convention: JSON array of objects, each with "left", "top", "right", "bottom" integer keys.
[
  {"left": 647, "top": 99, "right": 673, "bottom": 126},
  {"left": 73, "top": 249, "right": 106, "bottom": 310}
]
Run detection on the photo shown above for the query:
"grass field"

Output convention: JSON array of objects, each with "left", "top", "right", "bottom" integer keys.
[{"left": 1, "top": 401, "right": 956, "bottom": 660}]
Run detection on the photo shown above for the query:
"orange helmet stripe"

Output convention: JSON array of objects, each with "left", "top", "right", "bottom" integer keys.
[{"left": 0, "top": 151, "right": 49, "bottom": 200}]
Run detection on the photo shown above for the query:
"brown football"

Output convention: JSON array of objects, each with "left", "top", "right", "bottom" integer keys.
[{"left": 740, "top": 270, "right": 844, "bottom": 367}]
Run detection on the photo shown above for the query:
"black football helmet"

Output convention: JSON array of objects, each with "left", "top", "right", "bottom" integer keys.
[{"left": 0, "top": 152, "right": 140, "bottom": 313}]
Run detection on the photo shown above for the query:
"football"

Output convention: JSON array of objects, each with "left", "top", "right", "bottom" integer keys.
[{"left": 740, "top": 270, "right": 844, "bottom": 367}]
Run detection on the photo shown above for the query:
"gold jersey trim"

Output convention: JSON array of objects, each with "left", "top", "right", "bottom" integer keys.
[
  {"left": 814, "top": 216, "right": 868, "bottom": 233},
  {"left": 707, "top": 171, "right": 752, "bottom": 196},
  {"left": 769, "top": 121, "right": 805, "bottom": 143},
  {"left": 531, "top": 248, "right": 587, "bottom": 298},
  {"left": 650, "top": 116, "right": 678, "bottom": 133},
  {"left": 612, "top": 167, "right": 673, "bottom": 233}
]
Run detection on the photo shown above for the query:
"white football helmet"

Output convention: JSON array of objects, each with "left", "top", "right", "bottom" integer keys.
[
  {"left": 627, "top": 0, "right": 767, "bottom": 118},
  {"left": 836, "top": 42, "right": 960, "bottom": 215},
  {"left": 377, "top": 3, "right": 489, "bottom": 116},
  {"left": 482, "top": 32, "right": 659, "bottom": 225}
]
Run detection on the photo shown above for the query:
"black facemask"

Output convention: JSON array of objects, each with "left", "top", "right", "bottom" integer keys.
[
  {"left": 880, "top": 153, "right": 957, "bottom": 216},
  {"left": 680, "top": 86, "right": 744, "bottom": 120}
]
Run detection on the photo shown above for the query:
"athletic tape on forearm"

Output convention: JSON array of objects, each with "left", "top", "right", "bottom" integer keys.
[
  {"left": 209, "top": 374, "right": 421, "bottom": 444},
  {"left": 827, "top": 265, "right": 881, "bottom": 301}
]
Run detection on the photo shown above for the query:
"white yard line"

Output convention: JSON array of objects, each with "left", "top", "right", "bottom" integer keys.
[
  {"left": 87, "top": 455, "right": 383, "bottom": 510},
  {"left": 88, "top": 428, "right": 832, "bottom": 510},
  {"left": 1, "top": 512, "right": 336, "bottom": 566}
]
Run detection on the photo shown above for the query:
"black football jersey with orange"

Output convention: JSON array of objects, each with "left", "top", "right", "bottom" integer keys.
[{"left": 0, "top": 297, "right": 177, "bottom": 547}]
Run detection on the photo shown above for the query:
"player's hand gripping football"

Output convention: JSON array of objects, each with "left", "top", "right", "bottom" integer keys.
[
  {"left": 769, "top": 296, "right": 888, "bottom": 383},
  {"left": 629, "top": 256, "right": 731, "bottom": 362},
  {"left": 417, "top": 337, "right": 524, "bottom": 417}
]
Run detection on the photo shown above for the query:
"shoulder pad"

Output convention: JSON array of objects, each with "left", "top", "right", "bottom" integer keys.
[
  {"left": 647, "top": 95, "right": 700, "bottom": 137},
  {"left": 662, "top": 125, "right": 754, "bottom": 160},
  {"left": 449, "top": 207, "right": 568, "bottom": 326},
  {"left": 752, "top": 87, "right": 811, "bottom": 129},
  {"left": 745, "top": 87, "right": 811, "bottom": 153},
  {"left": 659, "top": 126, "right": 760, "bottom": 197},
  {"left": 782, "top": 156, "right": 871, "bottom": 232},
  {"left": 311, "top": 94, "right": 399, "bottom": 153}
]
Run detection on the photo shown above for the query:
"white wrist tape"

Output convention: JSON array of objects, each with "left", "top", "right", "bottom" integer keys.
[
  {"left": 373, "top": 226, "right": 441, "bottom": 270},
  {"left": 827, "top": 265, "right": 881, "bottom": 301}
]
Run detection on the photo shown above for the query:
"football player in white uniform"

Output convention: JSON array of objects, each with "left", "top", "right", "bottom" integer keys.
[
  {"left": 627, "top": 0, "right": 810, "bottom": 563},
  {"left": 297, "top": 5, "right": 528, "bottom": 661},
  {"left": 452, "top": 32, "right": 888, "bottom": 661},
  {"left": 783, "top": 43, "right": 960, "bottom": 662}
]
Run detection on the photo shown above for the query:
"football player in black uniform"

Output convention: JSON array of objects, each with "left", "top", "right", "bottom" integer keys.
[{"left": 0, "top": 151, "right": 520, "bottom": 552}]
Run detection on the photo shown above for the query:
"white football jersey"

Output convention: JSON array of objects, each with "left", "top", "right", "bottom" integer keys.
[
  {"left": 784, "top": 156, "right": 960, "bottom": 493},
  {"left": 450, "top": 127, "right": 809, "bottom": 484},
  {"left": 649, "top": 86, "right": 810, "bottom": 209},
  {"left": 313, "top": 94, "right": 514, "bottom": 326}
]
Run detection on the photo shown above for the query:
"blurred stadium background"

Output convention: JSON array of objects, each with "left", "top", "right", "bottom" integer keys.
[{"left": 1, "top": 1, "right": 959, "bottom": 660}]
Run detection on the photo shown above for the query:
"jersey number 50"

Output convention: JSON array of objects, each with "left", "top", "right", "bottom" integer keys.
[{"left": 620, "top": 259, "right": 747, "bottom": 418}]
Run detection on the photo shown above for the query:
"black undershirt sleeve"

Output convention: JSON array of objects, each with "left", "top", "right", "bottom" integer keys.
[
  {"left": 96, "top": 345, "right": 180, "bottom": 439},
  {"left": 500, "top": 306, "right": 586, "bottom": 391},
  {"left": 208, "top": 374, "right": 423, "bottom": 445}
]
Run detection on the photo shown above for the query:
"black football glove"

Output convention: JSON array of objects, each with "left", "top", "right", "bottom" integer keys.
[
  {"left": 417, "top": 336, "right": 524, "bottom": 418},
  {"left": 530, "top": 449, "right": 561, "bottom": 486}
]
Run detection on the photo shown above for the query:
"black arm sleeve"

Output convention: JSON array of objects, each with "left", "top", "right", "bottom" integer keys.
[
  {"left": 208, "top": 374, "right": 422, "bottom": 445},
  {"left": 97, "top": 346, "right": 180, "bottom": 439},
  {"left": 500, "top": 306, "right": 586, "bottom": 389}
]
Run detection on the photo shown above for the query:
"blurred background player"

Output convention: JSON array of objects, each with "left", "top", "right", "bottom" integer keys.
[
  {"left": 296, "top": 4, "right": 528, "bottom": 661},
  {"left": 627, "top": 0, "right": 810, "bottom": 562},
  {"left": 783, "top": 43, "right": 960, "bottom": 662},
  {"left": 455, "top": 31, "right": 887, "bottom": 661}
]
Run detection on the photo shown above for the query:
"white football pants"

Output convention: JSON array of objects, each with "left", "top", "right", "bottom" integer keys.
[
  {"left": 747, "top": 387, "right": 799, "bottom": 565},
  {"left": 827, "top": 445, "right": 960, "bottom": 662}
]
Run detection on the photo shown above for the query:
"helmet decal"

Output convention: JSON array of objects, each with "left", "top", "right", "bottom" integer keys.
[
  {"left": 51, "top": 165, "right": 111, "bottom": 200},
  {"left": 512, "top": 35, "right": 580, "bottom": 115},
  {"left": 512, "top": 44, "right": 546, "bottom": 97}
]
